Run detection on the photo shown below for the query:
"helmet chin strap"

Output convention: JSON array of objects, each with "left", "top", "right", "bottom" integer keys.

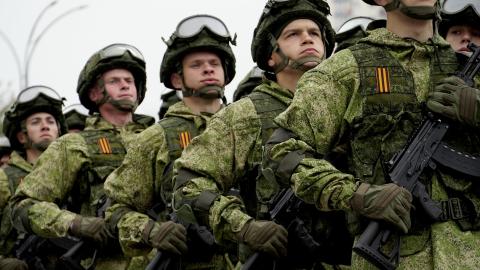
[
  {"left": 273, "top": 46, "right": 323, "bottom": 74},
  {"left": 385, "top": 0, "right": 437, "bottom": 20},
  {"left": 95, "top": 85, "right": 138, "bottom": 112},
  {"left": 179, "top": 75, "right": 225, "bottom": 99}
]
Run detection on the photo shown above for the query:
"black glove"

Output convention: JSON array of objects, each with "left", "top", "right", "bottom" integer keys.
[
  {"left": 143, "top": 221, "right": 187, "bottom": 255},
  {"left": 427, "top": 76, "right": 480, "bottom": 127},
  {"left": 351, "top": 183, "right": 412, "bottom": 233},
  {"left": 69, "top": 215, "right": 111, "bottom": 245},
  {"left": 238, "top": 220, "right": 288, "bottom": 258}
]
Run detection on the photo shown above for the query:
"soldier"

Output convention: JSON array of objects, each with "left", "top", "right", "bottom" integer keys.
[
  {"left": 263, "top": 0, "right": 480, "bottom": 268},
  {"left": 334, "top": 16, "right": 386, "bottom": 53},
  {"left": 104, "top": 14, "right": 238, "bottom": 269},
  {"left": 232, "top": 66, "right": 264, "bottom": 102},
  {"left": 158, "top": 90, "right": 181, "bottom": 119},
  {"left": 63, "top": 103, "right": 90, "bottom": 133},
  {"left": 10, "top": 43, "right": 155, "bottom": 270},
  {"left": 172, "top": 0, "right": 335, "bottom": 267},
  {"left": 439, "top": 0, "right": 480, "bottom": 53},
  {"left": 0, "top": 86, "right": 66, "bottom": 270},
  {"left": 0, "top": 136, "right": 12, "bottom": 168}
]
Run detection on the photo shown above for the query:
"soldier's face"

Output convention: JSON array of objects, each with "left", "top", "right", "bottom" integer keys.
[
  {"left": 103, "top": 69, "right": 137, "bottom": 103},
  {"left": 18, "top": 112, "right": 59, "bottom": 151},
  {"left": 446, "top": 25, "right": 480, "bottom": 54},
  {"left": 173, "top": 51, "right": 225, "bottom": 91},
  {"left": 270, "top": 19, "right": 325, "bottom": 70}
]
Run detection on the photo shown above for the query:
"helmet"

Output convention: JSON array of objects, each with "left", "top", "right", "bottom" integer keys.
[
  {"left": 439, "top": 0, "right": 480, "bottom": 38},
  {"left": 335, "top": 17, "right": 386, "bottom": 53},
  {"left": 251, "top": 0, "right": 335, "bottom": 72},
  {"left": 63, "top": 103, "right": 89, "bottom": 131},
  {"left": 233, "top": 66, "right": 264, "bottom": 102},
  {"left": 3, "top": 86, "right": 67, "bottom": 150},
  {"left": 77, "top": 43, "right": 146, "bottom": 112},
  {"left": 361, "top": 0, "right": 440, "bottom": 20},
  {"left": 158, "top": 90, "right": 182, "bottom": 119},
  {"left": 160, "top": 14, "right": 237, "bottom": 91}
]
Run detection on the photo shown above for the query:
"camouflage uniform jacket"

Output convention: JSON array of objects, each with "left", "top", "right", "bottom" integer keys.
[
  {"left": 0, "top": 151, "right": 32, "bottom": 255},
  {"left": 10, "top": 114, "right": 152, "bottom": 269},
  {"left": 104, "top": 101, "right": 214, "bottom": 256},
  {"left": 266, "top": 28, "right": 480, "bottom": 269},
  {"left": 173, "top": 80, "right": 293, "bottom": 244},
  {"left": 0, "top": 151, "right": 32, "bottom": 210}
]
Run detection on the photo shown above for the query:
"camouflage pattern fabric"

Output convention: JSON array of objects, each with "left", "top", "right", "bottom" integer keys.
[
  {"left": 0, "top": 152, "right": 32, "bottom": 210},
  {"left": 267, "top": 28, "right": 480, "bottom": 268},
  {"left": 0, "top": 151, "right": 32, "bottom": 255},
  {"left": 10, "top": 114, "right": 152, "bottom": 270},
  {"left": 104, "top": 101, "right": 212, "bottom": 256},
  {"left": 173, "top": 80, "right": 293, "bottom": 244}
]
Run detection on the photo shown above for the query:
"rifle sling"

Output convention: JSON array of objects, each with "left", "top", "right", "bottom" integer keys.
[{"left": 438, "top": 197, "right": 474, "bottom": 221}]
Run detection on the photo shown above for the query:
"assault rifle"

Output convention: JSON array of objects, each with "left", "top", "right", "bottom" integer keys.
[
  {"left": 353, "top": 43, "right": 480, "bottom": 270},
  {"left": 146, "top": 211, "right": 215, "bottom": 270},
  {"left": 242, "top": 188, "right": 320, "bottom": 270}
]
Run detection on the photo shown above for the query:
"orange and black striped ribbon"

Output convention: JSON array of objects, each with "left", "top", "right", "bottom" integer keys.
[
  {"left": 179, "top": 131, "right": 192, "bottom": 149},
  {"left": 98, "top": 137, "right": 112, "bottom": 154},
  {"left": 375, "top": 67, "right": 390, "bottom": 93}
]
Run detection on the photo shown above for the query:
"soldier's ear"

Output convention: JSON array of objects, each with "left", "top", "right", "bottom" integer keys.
[
  {"left": 171, "top": 73, "right": 183, "bottom": 90},
  {"left": 374, "top": 0, "right": 390, "bottom": 6},
  {"left": 16, "top": 131, "right": 27, "bottom": 144}
]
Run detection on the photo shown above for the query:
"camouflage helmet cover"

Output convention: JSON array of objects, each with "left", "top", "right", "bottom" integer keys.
[
  {"left": 160, "top": 14, "right": 237, "bottom": 90},
  {"left": 63, "top": 103, "right": 89, "bottom": 131},
  {"left": 3, "top": 85, "right": 67, "bottom": 150},
  {"left": 251, "top": 0, "right": 336, "bottom": 71},
  {"left": 77, "top": 43, "right": 147, "bottom": 112},
  {"left": 233, "top": 66, "right": 264, "bottom": 102}
]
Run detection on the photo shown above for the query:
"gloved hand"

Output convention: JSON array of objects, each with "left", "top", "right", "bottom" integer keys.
[
  {"left": 427, "top": 76, "right": 480, "bottom": 127},
  {"left": 143, "top": 221, "right": 187, "bottom": 255},
  {"left": 0, "top": 258, "right": 28, "bottom": 270},
  {"left": 69, "top": 215, "right": 111, "bottom": 245},
  {"left": 351, "top": 183, "right": 412, "bottom": 233},
  {"left": 237, "top": 220, "right": 288, "bottom": 258}
]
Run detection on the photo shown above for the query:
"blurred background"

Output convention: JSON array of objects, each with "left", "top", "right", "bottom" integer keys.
[{"left": 0, "top": 0, "right": 385, "bottom": 128}]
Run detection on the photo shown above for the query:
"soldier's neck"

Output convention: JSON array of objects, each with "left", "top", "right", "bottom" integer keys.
[
  {"left": 183, "top": 97, "right": 222, "bottom": 115},
  {"left": 99, "top": 106, "right": 133, "bottom": 127},
  {"left": 386, "top": 11, "right": 434, "bottom": 42},
  {"left": 25, "top": 148, "right": 41, "bottom": 165},
  {"left": 276, "top": 69, "right": 304, "bottom": 94}
]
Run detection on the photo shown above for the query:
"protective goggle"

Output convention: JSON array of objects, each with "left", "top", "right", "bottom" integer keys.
[
  {"left": 263, "top": 0, "right": 330, "bottom": 16},
  {"left": 165, "top": 14, "right": 235, "bottom": 45},
  {"left": 442, "top": 0, "right": 480, "bottom": 16},
  {"left": 63, "top": 104, "right": 90, "bottom": 116},
  {"left": 337, "top": 17, "right": 375, "bottom": 34},
  {"left": 99, "top": 43, "right": 145, "bottom": 62},
  {"left": 16, "top": 85, "right": 64, "bottom": 104}
]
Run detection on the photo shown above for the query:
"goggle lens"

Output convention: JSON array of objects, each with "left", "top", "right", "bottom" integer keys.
[
  {"left": 176, "top": 15, "right": 231, "bottom": 38},
  {"left": 16, "top": 86, "right": 63, "bottom": 104},
  {"left": 99, "top": 43, "right": 145, "bottom": 62},
  {"left": 443, "top": 0, "right": 480, "bottom": 15}
]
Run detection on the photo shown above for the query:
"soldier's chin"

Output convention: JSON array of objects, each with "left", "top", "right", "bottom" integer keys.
[
  {"left": 32, "top": 140, "right": 52, "bottom": 151},
  {"left": 302, "top": 61, "right": 319, "bottom": 68}
]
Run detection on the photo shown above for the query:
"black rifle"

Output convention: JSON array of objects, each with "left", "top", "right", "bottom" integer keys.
[
  {"left": 353, "top": 43, "right": 480, "bottom": 270},
  {"left": 146, "top": 212, "right": 215, "bottom": 270},
  {"left": 14, "top": 233, "right": 82, "bottom": 270},
  {"left": 57, "top": 196, "right": 111, "bottom": 270},
  {"left": 242, "top": 188, "right": 320, "bottom": 270}
]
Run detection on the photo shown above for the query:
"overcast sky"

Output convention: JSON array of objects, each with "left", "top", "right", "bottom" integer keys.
[{"left": 0, "top": 0, "right": 383, "bottom": 120}]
